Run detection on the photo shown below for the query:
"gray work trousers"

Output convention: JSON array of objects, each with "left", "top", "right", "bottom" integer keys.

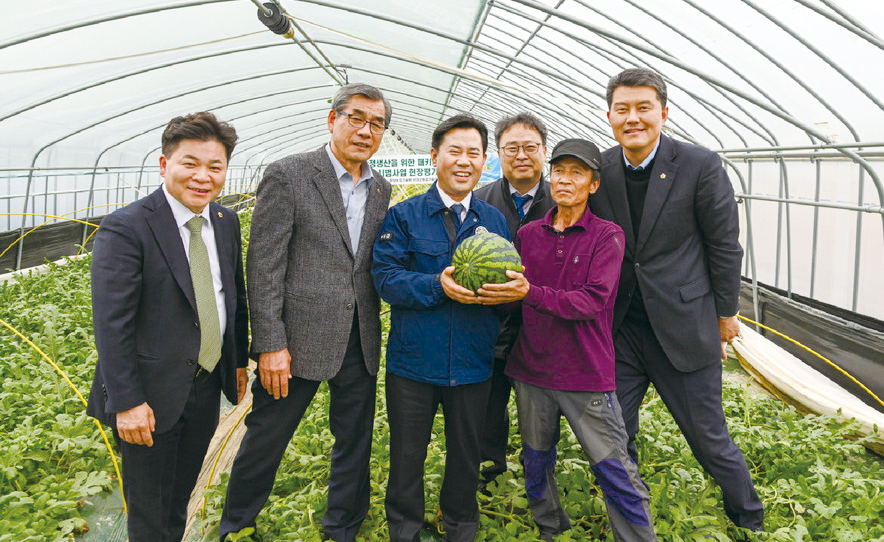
[{"left": 513, "top": 380, "right": 658, "bottom": 542}]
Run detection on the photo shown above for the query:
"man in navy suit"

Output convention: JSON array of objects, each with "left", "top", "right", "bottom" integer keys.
[
  {"left": 589, "top": 68, "right": 764, "bottom": 530},
  {"left": 87, "top": 112, "right": 249, "bottom": 542}
]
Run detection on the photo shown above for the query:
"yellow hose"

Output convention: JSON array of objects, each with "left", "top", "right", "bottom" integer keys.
[
  {"left": 0, "top": 318, "right": 127, "bottom": 513},
  {"left": 737, "top": 314, "right": 884, "bottom": 410},
  {"left": 0, "top": 205, "right": 127, "bottom": 260},
  {"left": 224, "top": 190, "right": 257, "bottom": 207},
  {"left": 1, "top": 197, "right": 260, "bottom": 521},
  {"left": 2, "top": 197, "right": 253, "bottom": 261},
  {"left": 199, "top": 401, "right": 252, "bottom": 520}
]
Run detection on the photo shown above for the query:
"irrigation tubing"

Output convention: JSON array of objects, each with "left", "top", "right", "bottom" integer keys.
[
  {"left": 736, "top": 315, "right": 884, "bottom": 410},
  {"left": 4, "top": 198, "right": 881, "bottom": 528},
  {"left": 0, "top": 318, "right": 127, "bottom": 513},
  {"left": 0, "top": 207, "right": 120, "bottom": 260}
]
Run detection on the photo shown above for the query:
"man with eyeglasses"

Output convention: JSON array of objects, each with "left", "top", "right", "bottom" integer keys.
[
  {"left": 220, "top": 83, "right": 393, "bottom": 542},
  {"left": 472, "top": 112, "right": 556, "bottom": 490}
]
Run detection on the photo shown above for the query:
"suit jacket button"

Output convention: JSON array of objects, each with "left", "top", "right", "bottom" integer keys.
[
  {"left": 347, "top": 303, "right": 354, "bottom": 310},
  {"left": 194, "top": 321, "right": 200, "bottom": 328},
  {"left": 187, "top": 359, "right": 197, "bottom": 366},
  {"left": 634, "top": 262, "right": 640, "bottom": 268}
]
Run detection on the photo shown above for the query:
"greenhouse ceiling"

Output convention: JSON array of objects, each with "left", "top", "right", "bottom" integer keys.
[{"left": 3, "top": 0, "right": 884, "bottom": 169}]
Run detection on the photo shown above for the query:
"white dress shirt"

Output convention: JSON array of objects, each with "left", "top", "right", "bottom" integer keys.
[
  {"left": 162, "top": 183, "right": 227, "bottom": 338},
  {"left": 436, "top": 183, "right": 472, "bottom": 223},
  {"left": 508, "top": 181, "right": 540, "bottom": 215}
]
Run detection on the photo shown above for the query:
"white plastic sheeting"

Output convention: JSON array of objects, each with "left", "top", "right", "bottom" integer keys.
[
  {"left": 2, "top": 0, "right": 884, "bottom": 318},
  {"left": 4, "top": 0, "right": 884, "bottom": 162}
]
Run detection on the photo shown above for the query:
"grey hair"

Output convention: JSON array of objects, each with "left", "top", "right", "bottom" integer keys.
[{"left": 331, "top": 83, "right": 392, "bottom": 127}]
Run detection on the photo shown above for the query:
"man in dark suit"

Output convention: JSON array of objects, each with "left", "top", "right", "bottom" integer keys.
[
  {"left": 220, "top": 83, "right": 393, "bottom": 542},
  {"left": 472, "top": 112, "right": 555, "bottom": 486},
  {"left": 87, "top": 112, "right": 249, "bottom": 542},
  {"left": 589, "top": 68, "right": 764, "bottom": 530}
]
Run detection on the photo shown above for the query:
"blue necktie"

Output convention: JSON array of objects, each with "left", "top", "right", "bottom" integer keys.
[
  {"left": 512, "top": 193, "right": 532, "bottom": 220},
  {"left": 450, "top": 203, "right": 464, "bottom": 229}
]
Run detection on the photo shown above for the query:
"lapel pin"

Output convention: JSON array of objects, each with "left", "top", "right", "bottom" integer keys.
[
  {"left": 217, "top": 211, "right": 223, "bottom": 218},
  {"left": 660, "top": 173, "right": 667, "bottom": 180}
]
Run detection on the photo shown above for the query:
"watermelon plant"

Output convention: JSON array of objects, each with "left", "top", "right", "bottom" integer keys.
[
  {"left": 0, "top": 255, "right": 117, "bottom": 541},
  {"left": 452, "top": 231, "right": 522, "bottom": 293},
  {"left": 191, "top": 370, "right": 884, "bottom": 541},
  {"left": 1, "top": 207, "right": 884, "bottom": 541}
]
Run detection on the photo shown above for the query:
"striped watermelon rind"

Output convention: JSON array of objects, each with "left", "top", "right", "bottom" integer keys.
[{"left": 451, "top": 231, "right": 522, "bottom": 293}]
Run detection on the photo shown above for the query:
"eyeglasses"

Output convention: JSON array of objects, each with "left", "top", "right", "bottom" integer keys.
[
  {"left": 500, "top": 143, "right": 542, "bottom": 157},
  {"left": 340, "top": 112, "right": 387, "bottom": 135}
]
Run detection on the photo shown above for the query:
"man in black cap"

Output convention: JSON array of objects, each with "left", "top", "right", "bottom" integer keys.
[{"left": 481, "top": 139, "right": 658, "bottom": 542}]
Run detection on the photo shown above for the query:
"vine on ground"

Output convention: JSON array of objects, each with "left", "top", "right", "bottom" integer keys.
[{"left": 1, "top": 212, "right": 882, "bottom": 540}]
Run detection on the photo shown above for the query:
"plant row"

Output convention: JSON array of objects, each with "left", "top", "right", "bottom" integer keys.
[{"left": 0, "top": 206, "right": 882, "bottom": 540}]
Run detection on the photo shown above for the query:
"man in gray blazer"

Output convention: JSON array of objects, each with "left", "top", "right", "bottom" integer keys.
[{"left": 220, "top": 83, "right": 393, "bottom": 542}]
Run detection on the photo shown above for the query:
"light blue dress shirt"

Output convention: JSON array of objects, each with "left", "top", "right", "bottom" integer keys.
[
  {"left": 622, "top": 137, "right": 661, "bottom": 171},
  {"left": 325, "top": 144, "right": 375, "bottom": 252}
]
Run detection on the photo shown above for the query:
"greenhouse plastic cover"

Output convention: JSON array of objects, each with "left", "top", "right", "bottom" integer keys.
[
  {"left": 4, "top": 0, "right": 884, "bottom": 163},
  {"left": 2, "top": 0, "right": 884, "bottom": 319}
]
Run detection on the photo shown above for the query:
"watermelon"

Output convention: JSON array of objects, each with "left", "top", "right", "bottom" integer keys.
[{"left": 452, "top": 230, "right": 522, "bottom": 293}]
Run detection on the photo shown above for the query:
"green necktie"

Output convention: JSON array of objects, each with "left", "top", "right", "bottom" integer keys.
[{"left": 186, "top": 216, "right": 222, "bottom": 373}]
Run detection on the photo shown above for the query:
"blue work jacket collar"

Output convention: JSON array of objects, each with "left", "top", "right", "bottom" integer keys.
[{"left": 425, "top": 181, "right": 480, "bottom": 221}]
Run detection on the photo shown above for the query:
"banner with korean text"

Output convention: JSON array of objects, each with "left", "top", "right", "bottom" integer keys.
[
  {"left": 369, "top": 153, "right": 502, "bottom": 185},
  {"left": 368, "top": 155, "right": 436, "bottom": 184}
]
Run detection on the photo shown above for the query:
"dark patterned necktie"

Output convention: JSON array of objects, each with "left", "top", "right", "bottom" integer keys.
[
  {"left": 512, "top": 193, "right": 533, "bottom": 220},
  {"left": 450, "top": 203, "right": 464, "bottom": 228}
]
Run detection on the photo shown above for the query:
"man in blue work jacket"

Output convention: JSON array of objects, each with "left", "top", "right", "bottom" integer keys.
[{"left": 372, "top": 114, "right": 512, "bottom": 542}]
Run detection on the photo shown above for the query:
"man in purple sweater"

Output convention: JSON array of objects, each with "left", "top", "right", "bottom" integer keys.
[{"left": 481, "top": 139, "right": 657, "bottom": 542}]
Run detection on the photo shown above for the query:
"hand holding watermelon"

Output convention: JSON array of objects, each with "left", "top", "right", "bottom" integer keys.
[
  {"left": 440, "top": 266, "right": 484, "bottom": 304},
  {"left": 475, "top": 268, "right": 529, "bottom": 304}
]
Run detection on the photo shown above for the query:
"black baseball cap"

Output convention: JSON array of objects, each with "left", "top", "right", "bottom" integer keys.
[{"left": 549, "top": 138, "right": 602, "bottom": 171}]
